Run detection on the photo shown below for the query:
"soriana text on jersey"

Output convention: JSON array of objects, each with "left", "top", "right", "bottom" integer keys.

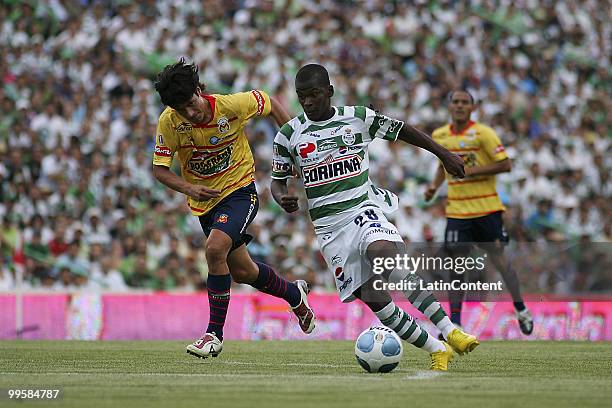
[{"left": 302, "top": 154, "right": 362, "bottom": 187}]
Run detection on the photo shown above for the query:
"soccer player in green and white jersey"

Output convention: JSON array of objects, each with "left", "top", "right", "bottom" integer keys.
[{"left": 271, "top": 64, "right": 479, "bottom": 371}]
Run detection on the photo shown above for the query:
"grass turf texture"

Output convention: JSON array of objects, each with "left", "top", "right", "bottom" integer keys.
[{"left": 0, "top": 341, "right": 611, "bottom": 408}]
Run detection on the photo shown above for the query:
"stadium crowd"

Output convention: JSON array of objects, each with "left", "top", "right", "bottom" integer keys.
[{"left": 0, "top": 0, "right": 610, "bottom": 293}]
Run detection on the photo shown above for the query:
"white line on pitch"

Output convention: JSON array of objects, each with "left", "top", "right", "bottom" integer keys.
[
  {"left": 405, "top": 370, "right": 445, "bottom": 379},
  {"left": 0, "top": 372, "right": 383, "bottom": 381}
]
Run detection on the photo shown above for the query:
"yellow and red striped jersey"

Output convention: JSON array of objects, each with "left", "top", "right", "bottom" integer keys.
[
  {"left": 432, "top": 121, "right": 508, "bottom": 219},
  {"left": 153, "top": 90, "right": 272, "bottom": 216}
]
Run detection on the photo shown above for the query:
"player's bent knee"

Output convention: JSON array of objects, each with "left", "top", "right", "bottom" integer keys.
[{"left": 205, "top": 241, "right": 231, "bottom": 265}]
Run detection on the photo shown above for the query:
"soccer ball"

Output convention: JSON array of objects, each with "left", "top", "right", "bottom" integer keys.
[{"left": 355, "top": 326, "right": 403, "bottom": 373}]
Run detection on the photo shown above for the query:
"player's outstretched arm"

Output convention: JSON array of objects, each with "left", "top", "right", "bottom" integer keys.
[
  {"left": 270, "top": 178, "right": 299, "bottom": 213},
  {"left": 269, "top": 97, "right": 292, "bottom": 128},
  {"left": 425, "top": 163, "right": 446, "bottom": 202},
  {"left": 152, "top": 165, "right": 220, "bottom": 201},
  {"left": 397, "top": 124, "right": 465, "bottom": 179},
  {"left": 465, "top": 159, "right": 512, "bottom": 177}
]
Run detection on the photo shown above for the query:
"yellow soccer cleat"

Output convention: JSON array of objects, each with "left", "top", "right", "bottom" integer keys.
[
  {"left": 430, "top": 341, "right": 454, "bottom": 371},
  {"left": 446, "top": 328, "right": 480, "bottom": 355}
]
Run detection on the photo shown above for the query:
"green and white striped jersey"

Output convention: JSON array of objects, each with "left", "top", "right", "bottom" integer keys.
[{"left": 272, "top": 105, "right": 404, "bottom": 233}]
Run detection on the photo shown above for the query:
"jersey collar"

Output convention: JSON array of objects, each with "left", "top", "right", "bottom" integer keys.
[
  {"left": 193, "top": 94, "right": 217, "bottom": 128},
  {"left": 450, "top": 120, "right": 475, "bottom": 135},
  {"left": 305, "top": 107, "right": 337, "bottom": 124}
]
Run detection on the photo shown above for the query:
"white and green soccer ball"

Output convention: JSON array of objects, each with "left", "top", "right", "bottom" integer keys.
[{"left": 355, "top": 326, "right": 403, "bottom": 373}]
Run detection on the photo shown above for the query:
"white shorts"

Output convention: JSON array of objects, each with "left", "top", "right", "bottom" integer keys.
[{"left": 316, "top": 206, "right": 404, "bottom": 302}]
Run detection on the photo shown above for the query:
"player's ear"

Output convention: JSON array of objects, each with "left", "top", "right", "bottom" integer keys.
[
  {"left": 196, "top": 84, "right": 206, "bottom": 96},
  {"left": 328, "top": 85, "right": 334, "bottom": 98}
]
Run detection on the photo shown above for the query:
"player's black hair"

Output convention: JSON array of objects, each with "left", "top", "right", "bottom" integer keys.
[
  {"left": 449, "top": 89, "right": 475, "bottom": 104},
  {"left": 154, "top": 58, "right": 203, "bottom": 109},
  {"left": 295, "top": 64, "right": 331, "bottom": 88}
]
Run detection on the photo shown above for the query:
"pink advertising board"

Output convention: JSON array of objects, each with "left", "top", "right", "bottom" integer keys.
[{"left": 1, "top": 293, "right": 610, "bottom": 341}]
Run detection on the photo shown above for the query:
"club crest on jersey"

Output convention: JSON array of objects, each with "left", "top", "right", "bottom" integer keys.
[
  {"left": 217, "top": 117, "right": 230, "bottom": 134},
  {"left": 302, "top": 154, "right": 362, "bottom": 187},
  {"left": 342, "top": 128, "right": 356, "bottom": 145},
  {"left": 334, "top": 267, "right": 344, "bottom": 281},
  {"left": 217, "top": 214, "right": 229, "bottom": 224},
  {"left": 298, "top": 142, "right": 316, "bottom": 158},
  {"left": 175, "top": 122, "right": 193, "bottom": 133}
]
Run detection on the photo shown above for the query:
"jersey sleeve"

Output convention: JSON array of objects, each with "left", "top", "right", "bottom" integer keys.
[
  {"left": 362, "top": 106, "right": 404, "bottom": 142},
  {"left": 271, "top": 122, "right": 295, "bottom": 179},
  {"left": 480, "top": 126, "right": 508, "bottom": 162},
  {"left": 232, "top": 90, "right": 273, "bottom": 121},
  {"left": 152, "top": 115, "right": 179, "bottom": 167}
]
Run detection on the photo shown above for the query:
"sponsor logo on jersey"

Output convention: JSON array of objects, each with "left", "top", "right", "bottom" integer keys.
[
  {"left": 363, "top": 227, "right": 399, "bottom": 239},
  {"left": 338, "top": 276, "right": 353, "bottom": 292},
  {"left": 272, "top": 160, "right": 290, "bottom": 174},
  {"left": 316, "top": 139, "right": 339, "bottom": 152},
  {"left": 331, "top": 255, "right": 343, "bottom": 266},
  {"left": 321, "top": 233, "right": 332, "bottom": 241},
  {"left": 252, "top": 90, "right": 265, "bottom": 116},
  {"left": 158, "top": 134, "right": 164, "bottom": 145},
  {"left": 342, "top": 128, "right": 355, "bottom": 145},
  {"left": 175, "top": 122, "right": 193, "bottom": 133},
  {"left": 217, "top": 214, "right": 229, "bottom": 224},
  {"left": 495, "top": 145, "right": 505, "bottom": 153},
  {"left": 188, "top": 145, "right": 234, "bottom": 176},
  {"left": 298, "top": 142, "right": 316, "bottom": 158},
  {"left": 375, "top": 115, "right": 402, "bottom": 134},
  {"left": 209, "top": 130, "right": 237, "bottom": 146},
  {"left": 307, "top": 132, "right": 322, "bottom": 138},
  {"left": 330, "top": 125, "right": 344, "bottom": 135},
  {"left": 217, "top": 117, "right": 230, "bottom": 133},
  {"left": 334, "top": 267, "right": 344, "bottom": 281},
  {"left": 302, "top": 154, "right": 362, "bottom": 187},
  {"left": 339, "top": 146, "right": 348, "bottom": 154},
  {"left": 155, "top": 145, "right": 173, "bottom": 157}
]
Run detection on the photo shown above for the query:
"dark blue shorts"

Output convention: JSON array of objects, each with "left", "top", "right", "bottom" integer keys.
[
  {"left": 199, "top": 183, "right": 259, "bottom": 252},
  {"left": 445, "top": 211, "right": 508, "bottom": 244}
]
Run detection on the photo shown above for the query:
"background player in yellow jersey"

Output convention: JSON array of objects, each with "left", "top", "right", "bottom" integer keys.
[
  {"left": 152, "top": 59, "right": 315, "bottom": 358},
  {"left": 425, "top": 90, "right": 533, "bottom": 335}
]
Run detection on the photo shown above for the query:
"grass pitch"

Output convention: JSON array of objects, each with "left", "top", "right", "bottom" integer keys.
[{"left": 0, "top": 340, "right": 611, "bottom": 408}]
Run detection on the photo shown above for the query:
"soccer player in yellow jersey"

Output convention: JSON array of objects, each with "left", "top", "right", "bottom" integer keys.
[
  {"left": 426, "top": 90, "right": 533, "bottom": 335},
  {"left": 152, "top": 59, "right": 315, "bottom": 358}
]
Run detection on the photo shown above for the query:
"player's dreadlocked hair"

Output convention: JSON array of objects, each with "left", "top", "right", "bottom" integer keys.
[{"left": 154, "top": 58, "right": 205, "bottom": 109}]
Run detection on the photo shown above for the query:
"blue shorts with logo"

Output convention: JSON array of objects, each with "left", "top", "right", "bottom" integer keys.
[
  {"left": 445, "top": 211, "right": 508, "bottom": 244},
  {"left": 198, "top": 183, "right": 259, "bottom": 252}
]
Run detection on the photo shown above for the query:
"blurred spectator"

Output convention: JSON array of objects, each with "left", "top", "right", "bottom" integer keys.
[
  {"left": 0, "top": 256, "right": 14, "bottom": 290},
  {"left": 0, "top": 1, "right": 609, "bottom": 294}
]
